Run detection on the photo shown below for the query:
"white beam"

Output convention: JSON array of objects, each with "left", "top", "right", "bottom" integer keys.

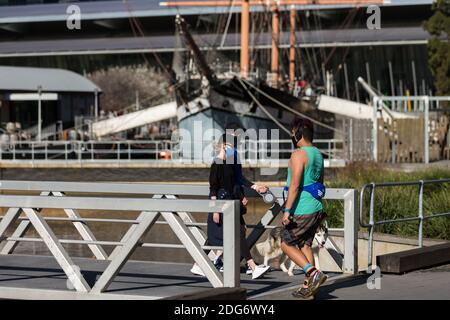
[{"left": 7, "top": 93, "right": 58, "bottom": 101}]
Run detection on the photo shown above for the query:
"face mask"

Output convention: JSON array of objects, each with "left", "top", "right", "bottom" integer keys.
[{"left": 225, "top": 146, "right": 235, "bottom": 157}]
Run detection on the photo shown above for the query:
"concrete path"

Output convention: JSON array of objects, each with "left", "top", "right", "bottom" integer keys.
[
  {"left": 254, "top": 264, "right": 450, "bottom": 300},
  {"left": 0, "top": 254, "right": 338, "bottom": 299}
]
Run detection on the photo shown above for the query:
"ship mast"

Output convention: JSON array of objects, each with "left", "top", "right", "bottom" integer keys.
[
  {"left": 240, "top": 0, "right": 250, "bottom": 78},
  {"left": 175, "top": 15, "right": 217, "bottom": 85},
  {"left": 289, "top": 5, "right": 296, "bottom": 92},
  {"left": 164, "top": 0, "right": 286, "bottom": 82},
  {"left": 161, "top": 1, "right": 383, "bottom": 87},
  {"left": 271, "top": 3, "right": 280, "bottom": 88}
]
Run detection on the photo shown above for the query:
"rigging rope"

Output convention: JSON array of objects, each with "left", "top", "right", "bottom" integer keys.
[
  {"left": 241, "top": 78, "right": 343, "bottom": 133},
  {"left": 220, "top": 0, "right": 237, "bottom": 48},
  {"left": 236, "top": 77, "right": 291, "bottom": 135},
  {"left": 323, "top": 7, "right": 358, "bottom": 67},
  {"left": 122, "top": 0, "right": 176, "bottom": 86}
]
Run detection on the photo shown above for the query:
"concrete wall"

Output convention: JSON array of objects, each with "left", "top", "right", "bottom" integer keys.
[
  {"left": 251, "top": 231, "right": 448, "bottom": 274},
  {"left": 331, "top": 232, "right": 447, "bottom": 272}
]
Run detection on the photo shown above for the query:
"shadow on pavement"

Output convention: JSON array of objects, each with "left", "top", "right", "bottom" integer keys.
[{"left": 315, "top": 274, "right": 372, "bottom": 300}]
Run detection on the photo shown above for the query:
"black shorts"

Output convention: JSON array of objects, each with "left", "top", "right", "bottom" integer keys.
[{"left": 281, "top": 211, "right": 326, "bottom": 248}]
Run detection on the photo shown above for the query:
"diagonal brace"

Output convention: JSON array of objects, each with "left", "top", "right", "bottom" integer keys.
[
  {"left": 22, "top": 207, "right": 91, "bottom": 292},
  {"left": 91, "top": 211, "right": 160, "bottom": 294},
  {"left": 51, "top": 191, "right": 108, "bottom": 260},
  {"left": 161, "top": 211, "right": 223, "bottom": 288}
]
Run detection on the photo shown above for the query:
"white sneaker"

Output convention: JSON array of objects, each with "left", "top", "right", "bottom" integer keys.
[
  {"left": 252, "top": 265, "right": 270, "bottom": 279},
  {"left": 190, "top": 264, "right": 205, "bottom": 277}
]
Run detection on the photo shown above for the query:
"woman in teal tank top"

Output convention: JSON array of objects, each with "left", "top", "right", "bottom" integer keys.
[{"left": 286, "top": 146, "right": 324, "bottom": 215}]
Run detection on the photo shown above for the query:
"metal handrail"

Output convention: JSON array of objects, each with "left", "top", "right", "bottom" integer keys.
[
  {"left": 360, "top": 179, "right": 450, "bottom": 270},
  {"left": 0, "top": 138, "right": 345, "bottom": 162},
  {"left": 0, "top": 181, "right": 359, "bottom": 276},
  {"left": 0, "top": 190, "right": 240, "bottom": 294}
]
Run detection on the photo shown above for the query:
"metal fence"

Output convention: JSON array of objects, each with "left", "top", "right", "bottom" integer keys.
[
  {"left": 359, "top": 179, "right": 450, "bottom": 270},
  {"left": 0, "top": 181, "right": 358, "bottom": 299},
  {"left": 0, "top": 138, "right": 344, "bottom": 163},
  {"left": 371, "top": 95, "right": 450, "bottom": 163},
  {"left": 0, "top": 182, "right": 240, "bottom": 296}
]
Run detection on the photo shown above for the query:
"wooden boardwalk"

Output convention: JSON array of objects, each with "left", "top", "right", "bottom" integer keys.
[{"left": 0, "top": 254, "right": 340, "bottom": 300}]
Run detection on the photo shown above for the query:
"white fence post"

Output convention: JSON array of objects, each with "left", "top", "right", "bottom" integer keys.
[{"left": 343, "top": 189, "right": 358, "bottom": 274}]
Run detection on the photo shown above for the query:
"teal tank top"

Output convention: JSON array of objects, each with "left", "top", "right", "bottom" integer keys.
[{"left": 286, "top": 146, "right": 324, "bottom": 215}]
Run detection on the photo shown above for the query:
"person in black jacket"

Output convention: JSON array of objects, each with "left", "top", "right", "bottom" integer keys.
[{"left": 190, "top": 133, "right": 270, "bottom": 279}]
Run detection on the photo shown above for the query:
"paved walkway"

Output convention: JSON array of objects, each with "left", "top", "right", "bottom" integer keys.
[
  {"left": 1, "top": 254, "right": 448, "bottom": 300},
  {"left": 0, "top": 254, "right": 338, "bottom": 299},
  {"left": 254, "top": 264, "right": 450, "bottom": 300}
]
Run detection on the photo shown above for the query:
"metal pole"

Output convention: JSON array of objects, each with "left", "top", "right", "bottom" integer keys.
[
  {"left": 349, "top": 118, "right": 353, "bottom": 162},
  {"left": 344, "top": 63, "right": 350, "bottom": 100},
  {"left": 343, "top": 189, "right": 358, "bottom": 274},
  {"left": 418, "top": 180, "right": 424, "bottom": 247},
  {"left": 372, "top": 96, "right": 378, "bottom": 162},
  {"left": 412, "top": 60, "right": 418, "bottom": 111},
  {"left": 388, "top": 61, "right": 395, "bottom": 109},
  {"left": 321, "top": 63, "right": 326, "bottom": 86},
  {"left": 392, "top": 124, "right": 396, "bottom": 164},
  {"left": 240, "top": 0, "right": 250, "bottom": 78},
  {"left": 355, "top": 81, "right": 360, "bottom": 103},
  {"left": 37, "top": 86, "right": 42, "bottom": 142},
  {"left": 271, "top": 4, "right": 280, "bottom": 88},
  {"left": 328, "top": 141, "right": 331, "bottom": 159},
  {"left": 424, "top": 96, "right": 429, "bottom": 164},
  {"left": 399, "top": 80, "right": 404, "bottom": 111},
  {"left": 94, "top": 88, "right": 99, "bottom": 119},
  {"left": 289, "top": 6, "right": 296, "bottom": 93},
  {"left": 365, "top": 62, "right": 371, "bottom": 87},
  {"left": 368, "top": 184, "right": 376, "bottom": 271}
]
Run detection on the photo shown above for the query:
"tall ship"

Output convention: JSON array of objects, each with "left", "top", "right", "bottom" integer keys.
[{"left": 1, "top": 0, "right": 447, "bottom": 165}]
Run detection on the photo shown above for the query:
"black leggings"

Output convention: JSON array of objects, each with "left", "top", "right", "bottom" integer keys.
[{"left": 240, "top": 224, "right": 252, "bottom": 261}]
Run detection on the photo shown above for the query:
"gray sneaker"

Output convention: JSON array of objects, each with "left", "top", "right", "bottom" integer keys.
[
  {"left": 292, "top": 280, "right": 315, "bottom": 300},
  {"left": 309, "top": 270, "right": 328, "bottom": 294}
]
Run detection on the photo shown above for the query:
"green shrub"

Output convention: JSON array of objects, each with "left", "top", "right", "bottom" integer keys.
[{"left": 324, "top": 162, "right": 450, "bottom": 240}]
